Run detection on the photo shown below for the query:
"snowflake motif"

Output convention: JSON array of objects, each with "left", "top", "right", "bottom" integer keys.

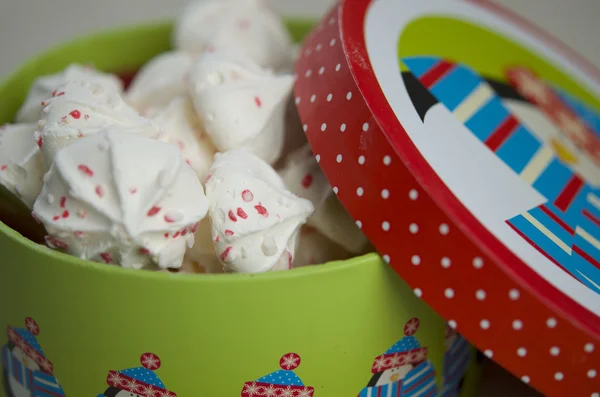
[
  {"left": 108, "top": 372, "right": 124, "bottom": 387},
  {"left": 142, "top": 353, "right": 161, "bottom": 370},
  {"left": 26, "top": 318, "right": 40, "bottom": 335},
  {"left": 297, "top": 387, "right": 314, "bottom": 397},
  {"left": 262, "top": 385, "right": 278, "bottom": 397},
  {"left": 404, "top": 318, "right": 420, "bottom": 336},
  {"left": 280, "top": 386, "right": 295, "bottom": 397},
  {"left": 280, "top": 353, "right": 300, "bottom": 370},
  {"left": 388, "top": 354, "right": 403, "bottom": 368},
  {"left": 372, "top": 356, "right": 388, "bottom": 372},
  {"left": 127, "top": 379, "right": 141, "bottom": 393},
  {"left": 21, "top": 345, "right": 31, "bottom": 356},
  {"left": 243, "top": 382, "right": 261, "bottom": 396},
  {"left": 40, "top": 358, "right": 53, "bottom": 373},
  {"left": 408, "top": 350, "right": 422, "bottom": 364},
  {"left": 414, "top": 349, "right": 428, "bottom": 363},
  {"left": 160, "top": 391, "right": 176, "bottom": 397},
  {"left": 143, "top": 386, "right": 159, "bottom": 397}
]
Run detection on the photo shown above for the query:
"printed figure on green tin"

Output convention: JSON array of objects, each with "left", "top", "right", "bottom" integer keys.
[
  {"left": 357, "top": 318, "right": 438, "bottom": 397},
  {"left": 97, "top": 353, "right": 176, "bottom": 397},
  {"left": 241, "top": 353, "right": 315, "bottom": 397},
  {"left": 2, "top": 317, "right": 66, "bottom": 397}
]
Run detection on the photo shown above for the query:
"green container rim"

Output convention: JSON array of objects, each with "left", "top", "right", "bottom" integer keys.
[{"left": 0, "top": 20, "right": 380, "bottom": 282}]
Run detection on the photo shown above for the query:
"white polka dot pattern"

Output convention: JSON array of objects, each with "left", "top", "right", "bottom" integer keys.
[{"left": 292, "top": 4, "right": 600, "bottom": 395}]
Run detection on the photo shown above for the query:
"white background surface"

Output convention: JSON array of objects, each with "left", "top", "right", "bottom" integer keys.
[{"left": 0, "top": 0, "right": 598, "bottom": 395}]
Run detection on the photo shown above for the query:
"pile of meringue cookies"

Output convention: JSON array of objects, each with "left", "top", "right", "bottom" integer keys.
[{"left": 0, "top": 0, "right": 368, "bottom": 274}]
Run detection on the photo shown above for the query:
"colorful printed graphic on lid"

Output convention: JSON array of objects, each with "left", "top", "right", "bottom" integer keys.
[
  {"left": 2, "top": 317, "right": 66, "bottom": 397},
  {"left": 357, "top": 318, "right": 438, "bottom": 397},
  {"left": 98, "top": 353, "right": 176, "bottom": 397}
]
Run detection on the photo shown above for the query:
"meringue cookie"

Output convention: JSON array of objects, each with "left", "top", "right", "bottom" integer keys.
[
  {"left": 280, "top": 145, "right": 369, "bottom": 253},
  {"left": 0, "top": 124, "right": 45, "bottom": 209},
  {"left": 294, "top": 226, "right": 350, "bottom": 268},
  {"left": 206, "top": 149, "right": 313, "bottom": 273},
  {"left": 126, "top": 51, "right": 195, "bottom": 112},
  {"left": 184, "top": 218, "right": 225, "bottom": 274},
  {"left": 16, "top": 64, "right": 123, "bottom": 123},
  {"left": 151, "top": 97, "right": 216, "bottom": 182},
  {"left": 32, "top": 127, "right": 208, "bottom": 270},
  {"left": 35, "top": 80, "right": 160, "bottom": 167},
  {"left": 189, "top": 51, "right": 294, "bottom": 165},
  {"left": 173, "top": 0, "right": 293, "bottom": 71}
]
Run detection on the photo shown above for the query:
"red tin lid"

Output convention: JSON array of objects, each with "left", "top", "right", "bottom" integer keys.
[{"left": 294, "top": 0, "right": 600, "bottom": 395}]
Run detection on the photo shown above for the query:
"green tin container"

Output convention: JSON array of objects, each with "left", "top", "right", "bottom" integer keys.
[{"left": 0, "top": 21, "right": 481, "bottom": 397}]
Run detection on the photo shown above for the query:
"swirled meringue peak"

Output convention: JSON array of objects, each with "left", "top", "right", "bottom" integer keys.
[
  {"left": 125, "top": 51, "right": 195, "bottom": 112},
  {"left": 189, "top": 51, "right": 294, "bottom": 165},
  {"left": 280, "top": 145, "right": 369, "bottom": 254},
  {"left": 34, "top": 80, "right": 160, "bottom": 167},
  {"left": 173, "top": 0, "right": 293, "bottom": 70},
  {"left": 206, "top": 149, "right": 314, "bottom": 273},
  {"left": 32, "top": 127, "right": 208, "bottom": 270},
  {"left": 16, "top": 64, "right": 123, "bottom": 123},
  {"left": 151, "top": 96, "right": 216, "bottom": 182},
  {"left": 0, "top": 124, "right": 45, "bottom": 209}
]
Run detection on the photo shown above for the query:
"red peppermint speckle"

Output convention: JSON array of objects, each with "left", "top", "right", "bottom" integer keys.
[
  {"left": 99, "top": 252, "right": 113, "bottom": 264},
  {"left": 52, "top": 215, "right": 60, "bottom": 221},
  {"left": 62, "top": 210, "right": 70, "bottom": 218},
  {"left": 237, "top": 207, "right": 248, "bottom": 219},
  {"left": 164, "top": 233, "right": 169, "bottom": 239},
  {"left": 51, "top": 89, "right": 57, "bottom": 97},
  {"left": 77, "top": 209, "right": 87, "bottom": 219},
  {"left": 181, "top": 228, "right": 188, "bottom": 236},
  {"left": 254, "top": 203, "right": 269, "bottom": 217},
  {"left": 191, "top": 222, "right": 200, "bottom": 233},
  {"left": 242, "top": 189, "right": 254, "bottom": 202},
  {"left": 74, "top": 231, "right": 85, "bottom": 238},
  {"left": 130, "top": 188, "right": 137, "bottom": 194},
  {"left": 254, "top": 96, "right": 262, "bottom": 108},
  {"left": 185, "top": 159, "right": 192, "bottom": 166},
  {"left": 301, "top": 174, "right": 313, "bottom": 188},
  {"left": 77, "top": 164, "right": 94, "bottom": 177},
  {"left": 228, "top": 210, "right": 237, "bottom": 222},
  {"left": 70, "top": 110, "right": 81, "bottom": 119},
  {"left": 46, "top": 236, "right": 68, "bottom": 249},
  {"left": 164, "top": 214, "right": 177, "bottom": 223},
  {"left": 84, "top": 114, "right": 89, "bottom": 120},
  {"left": 225, "top": 230, "right": 234, "bottom": 236},
  {"left": 41, "top": 101, "right": 46, "bottom": 106},
  {"left": 0, "top": 165, "right": 6, "bottom": 171},
  {"left": 173, "top": 231, "right": 181, "bottom": 238},
  {"left": 36, "top": 135, "right": 43, "bottom": 148},
  {"left": 220, "top": 246, "right": 233, "bottom": 261},
  {"left": 95, "top": 185, "right": 104, "bottom": 198},
  {"left": 206, "top": 174, "right": 212, "bottom": 183},
  {"left": 56, "top": 91, "right": 65, "bottom": 97},
  {"left": 147, "top": 206, "right": 161, "bottom": 217},
  {"left": 215, "top": 235, "right": 221, "bottom": 243},
  {"left": 31, "top": 212, "right": 41, "bottom": 224},
  {"left": 139, "top": 248, "right": 151, "bottom": 255},
  {"left": 287, "top": 251, "right": 293, "bottom": 269},
  {"left": 60, "top": 196, "right": 67, "bottom": 208}
]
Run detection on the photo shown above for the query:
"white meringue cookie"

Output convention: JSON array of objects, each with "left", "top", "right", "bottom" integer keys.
[
  {"left": 184, "top": 218, "right": 225, "bottom": 274},
  {"left": 0, "top": 124, "right": 45, "bottom": 209},
  {"left": 35, "top": 80, "right": 160, "bottom": 167},
  {"left": 206, "top": 149, "right": 313, "bottom": 273},
  {"left": 32, "top": 127, "right": 208, "bottom": 270},
  {"left": 16, "top": 64, "right": 123, "bottom": 123},
  {"left": 280, "top": 145, "right": 369, "bottom": 253},
  {"left": 189, "top": 51, "right": 294, "bottom": 165},
  {"left": 173, "top": 0, "right": 293, "bottom": 71},
  {"left": 294, "top": 226, "right": 350, "bottom": 268},
  {"left": 125, "top": 51, "right": 195, "bottom": 112},
  {"left": 151, "top": 96, "right": 216, "bottom": 182}
]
